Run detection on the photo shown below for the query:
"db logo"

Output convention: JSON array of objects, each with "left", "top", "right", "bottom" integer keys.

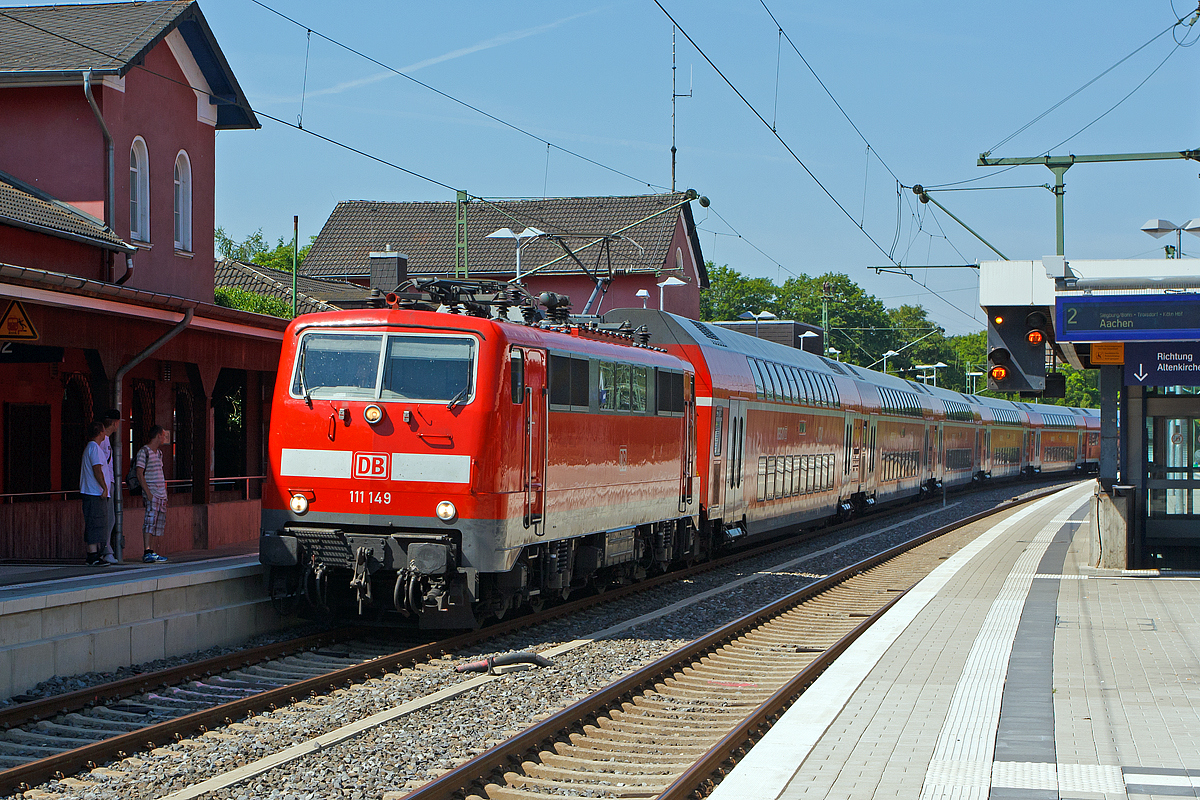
[{"left": 352, "top": 452, "right": 390, "bottom": 480}]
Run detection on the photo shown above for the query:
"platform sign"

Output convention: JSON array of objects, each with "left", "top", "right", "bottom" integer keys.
[
  {"left": 0, "top": 342, "right": 62, "bottom": 363},
  {"left": 1056, "top": 294, "right": 1200, "bottom": 342},
  {"left": 1091, "top": 342, "right": 1125, "bottom": 365},
  {"left": 1124, "top": 342, "right": 1200, "bottom": 386}
]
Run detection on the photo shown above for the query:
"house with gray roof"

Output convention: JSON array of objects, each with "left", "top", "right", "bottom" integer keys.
[{"left": 303, "top": 192, "right": 708, "bottom": 318}]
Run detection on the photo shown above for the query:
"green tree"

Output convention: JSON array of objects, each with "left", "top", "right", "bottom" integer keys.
[
  {"left": 775, "top": 273, "right": 893, "bottom": 367},
  {"left": 699, "top": 263, "right": 777, "bottom": 321},
  {"left": 215, "top": 226, "right": 313, "bottom": 272},
  {"left": 214, "top": 286, "right": 292, "bottom": 318}
]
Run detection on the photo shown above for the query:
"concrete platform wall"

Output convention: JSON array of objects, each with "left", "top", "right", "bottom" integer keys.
[{"left": 0, "top": 562, "right": 290, "bottom": 697}]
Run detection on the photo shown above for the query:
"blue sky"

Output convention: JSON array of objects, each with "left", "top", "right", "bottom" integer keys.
[{"left": 191, "top": 0, "right": 1200, "bottom": 335}]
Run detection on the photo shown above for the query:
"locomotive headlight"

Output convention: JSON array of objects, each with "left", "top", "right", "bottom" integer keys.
[
  {"left": 363, "top": 404, "right": 384, "bottom": 424},
  {"left": 289, "top": 493, "right": 310, "bottom": 515},
  {"left": 435, "top": 500, "right": 457, "bottom": 521}
]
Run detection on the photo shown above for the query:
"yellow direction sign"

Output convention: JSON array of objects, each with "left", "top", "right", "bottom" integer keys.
[
  {"left": 1091, "top": 342, "right": 1124, "bottom": 365},
  {"left": 0, "top": 301, "right": 38, "bottom": 341}
]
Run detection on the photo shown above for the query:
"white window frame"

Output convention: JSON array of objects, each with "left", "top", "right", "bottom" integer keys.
[
  {"left": 129, "top": 137, "right": 150, "bottom": 242},
  {"left": 173, "top": 150, "right": 192, "bottom": 252}
]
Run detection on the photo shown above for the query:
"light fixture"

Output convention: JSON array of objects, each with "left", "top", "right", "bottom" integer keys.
[
  {"left": 486, "top": 226, "right": 547, "bottom": 284},
  {"left": 289, "top": 493, "right": 310, "bottom": 515},
  {"left": 363, "top": 404, "right": 384, "bottom": 424},
  {"left": 635, "top": 288, "right": 650, "bottom": 309},
  {"left": 738, "top": 309, "right": 777, "bottom": 337},
  {"left": 435, "top": 500, "right": 457, "bottom": 521},
  {"left": 656, "top": 276, "right": 686, "bottom": 310},
  {"left": 881, "top": 349, "right": 900, "bottom": 374}
]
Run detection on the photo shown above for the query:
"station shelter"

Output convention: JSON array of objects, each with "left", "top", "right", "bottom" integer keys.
[
  {"left": 981, "top": 257, "right": 1200, "bottom": 569},
  {"left": 0, "top": 1, "right": 285, "bottom": 561}
]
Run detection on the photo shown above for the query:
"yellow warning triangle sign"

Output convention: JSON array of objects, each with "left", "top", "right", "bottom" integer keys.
[{"left": 0, "top": 301, "right": 38, "bottom": 341}]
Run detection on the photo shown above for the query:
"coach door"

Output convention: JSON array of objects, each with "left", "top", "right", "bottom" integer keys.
[
  {"left": 725, "top": 399, "right": 747, "bottom": 520},
  {"left": 709, "top": 404, "right": 726, "bottom": 515},
  {"left": 522, "top": 349, "right": 547, "bottom": 531}
]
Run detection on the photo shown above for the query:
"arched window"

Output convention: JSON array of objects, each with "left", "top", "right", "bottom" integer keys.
[
  {"left": 173, "top": 151, "right": 191, "bottom": 252},
  {"left": 129, "top": 138, "right": 150, "bottom": 241}
]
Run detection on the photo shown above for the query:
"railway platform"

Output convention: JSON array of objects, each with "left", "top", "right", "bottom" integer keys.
[
  {"left": 0, "top": 546, "right": 291, "bottom": 699},
  {"left": 711, "top": 480, "right": 1200, "bottom": 800}
]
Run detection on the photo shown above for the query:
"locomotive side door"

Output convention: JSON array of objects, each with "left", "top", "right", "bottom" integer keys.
[{"left": 522, "top": 349, "right": 547, "bottom": 530}]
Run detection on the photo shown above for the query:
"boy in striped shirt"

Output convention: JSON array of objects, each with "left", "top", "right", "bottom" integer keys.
[{"left": 135, "top": 425, "right": 170, "bottom": 563}]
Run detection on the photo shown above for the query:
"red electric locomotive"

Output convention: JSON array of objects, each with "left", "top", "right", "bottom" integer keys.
[
  {"left": 260, "top": 282, "right": 700, "bottom": 628},
  {"left": 261, "top": 280, "right": 1098, "bottom": 628}
]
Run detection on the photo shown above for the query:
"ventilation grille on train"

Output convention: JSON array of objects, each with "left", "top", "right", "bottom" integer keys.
[{"left": 689, "top": 319, "right": 728, "bottom": 347}]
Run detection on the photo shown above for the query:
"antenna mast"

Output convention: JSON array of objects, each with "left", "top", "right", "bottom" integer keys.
[{"left": 670, "top": 28, "right": 692, "bottom": 193}]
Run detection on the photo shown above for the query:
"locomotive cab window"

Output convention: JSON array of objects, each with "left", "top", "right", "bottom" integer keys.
[
  {"left": 290, "top": 332, "right": 477, "bottom": 404},
  {"left": 382, "top": 336, "right": 474, "bottom": 402},
  {"left": 291, "top": 333, "right": 381, "bottom": 399}
]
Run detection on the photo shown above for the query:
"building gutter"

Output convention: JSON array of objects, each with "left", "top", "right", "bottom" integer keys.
[
  {"left": 83, "top": 70, "right": 120, "bottom": 282},
  {"left": 111, "top": 308, "right": 193, "bottom": 562}
]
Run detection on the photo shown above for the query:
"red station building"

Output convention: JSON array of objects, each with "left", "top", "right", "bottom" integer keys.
[{"left": 0, "top": 1, "right": 284, "bottom": 561}]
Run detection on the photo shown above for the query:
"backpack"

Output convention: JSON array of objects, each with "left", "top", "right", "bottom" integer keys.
[{"left": 125, "top": 453, "right": 142, "bottom": 496}]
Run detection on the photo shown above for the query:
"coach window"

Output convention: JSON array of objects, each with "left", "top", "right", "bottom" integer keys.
[
  {"left": 510, "top": 349, "right": 524, "bottom": 404},
  {"left": 772, "top": 364, "right": 791, "bottom": 403},
  {"left": 750, "top": 360, "right": 767, "bottom": 399},
  {"left": 786, "top": 367, "right": 800, "bottom": 404}
]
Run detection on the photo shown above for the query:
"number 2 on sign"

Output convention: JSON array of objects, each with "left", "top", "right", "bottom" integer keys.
[{"left": 349, "top": 490, "right": 391, "bottom": 504}]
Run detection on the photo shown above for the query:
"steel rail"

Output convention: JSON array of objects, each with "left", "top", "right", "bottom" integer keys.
[
  {"left": 397, "top": 481, "right": 1074, "bottom": 800},
  {"left": 0, "top": 628, "right": 353, "bottom": 731},
  {"left": 0, "top": 478, "right": 1073, "bottom": 794}
]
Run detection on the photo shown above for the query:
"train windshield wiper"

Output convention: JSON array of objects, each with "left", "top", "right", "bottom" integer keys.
[{"left": 446, "top": 384, "right": 470, "bottom": 410}]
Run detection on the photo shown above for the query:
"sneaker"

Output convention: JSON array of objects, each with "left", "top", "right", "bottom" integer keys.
[
  {"left": 86, "top": 555, "right": 109, "bottom": 567},
  {"left": 102, "top": 554, "right": 118, "bottom": 564},
  {"left": 142, "top": 551, "right": 168, "bottom": 563}
]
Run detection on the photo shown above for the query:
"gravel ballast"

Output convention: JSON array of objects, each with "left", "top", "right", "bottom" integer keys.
[{"left": 10, "top": 479, "right": 1083, "bottom": 800}]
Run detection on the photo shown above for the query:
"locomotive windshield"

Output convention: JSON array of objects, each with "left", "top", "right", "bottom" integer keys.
[{"left": 291, "top": 332, "right": 475, "bottom": 403}]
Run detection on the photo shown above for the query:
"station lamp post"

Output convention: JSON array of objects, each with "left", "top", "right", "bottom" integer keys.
[
  {"left": 1141, "top": 218, "right": 1200, "bottom": 259},
  {"left": 826, "top": 347, "right": 841, "bottom": 361},
  {"left": 881, "top": 349, "right": 899, "bottom": 375},
  {"left": 916, "top": 362, "right": 947, "bottom": 387},
  {"left": 657, "top": 276, "right": 686, "bottom": 310},
  {"left": 738, "top": 309, "right": 777, "bottom": 337},
  {"left": 967, "top": 370, "right": 984, "bottom": 395},
  {"left": 486, "top": 226, "right": 545, "bottom": 285},
  {"left": 635, "top": 289, "right": 650, "bottom": 308}
]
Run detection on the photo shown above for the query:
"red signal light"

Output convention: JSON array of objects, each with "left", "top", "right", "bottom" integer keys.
[
  {"left": 990, "top": 364, "right": 1010, "bottom": 382},
  {"left": 1026, "top": 329, "right": 1045, "bottom": 346},
  {"left": 993, "top": 314, "right": 1005, "bottom": 326}
]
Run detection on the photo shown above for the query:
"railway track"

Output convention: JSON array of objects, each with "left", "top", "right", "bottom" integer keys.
[
  {"left": 395, "top": 483, "right": 1073, "bottom": 800},
  {"left": 0, "top": 478, "right": 1074, "bottom": 796}
]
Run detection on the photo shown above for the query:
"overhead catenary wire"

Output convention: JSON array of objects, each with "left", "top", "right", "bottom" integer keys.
[
  {"left": 652, "top": 1, "right": 903, "bottom": 268},
  {"left": 247, "top": 0, "right": 667, "bottom": 192},
  {"left": 928, "top": 7, "right": 1197, "bottom": 189}
]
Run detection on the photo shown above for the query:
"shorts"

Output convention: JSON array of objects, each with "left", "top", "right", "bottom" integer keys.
[
  {"left": 82, "top": 495, "right": 110, "bottom": 545},
  {"left": 143, "top": 496, "right": 167, "bottom": 537}
]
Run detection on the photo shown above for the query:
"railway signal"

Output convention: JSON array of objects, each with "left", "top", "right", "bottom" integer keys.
[{"left": 987, "top": 306, "right": 1048, "bottom": 394}]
